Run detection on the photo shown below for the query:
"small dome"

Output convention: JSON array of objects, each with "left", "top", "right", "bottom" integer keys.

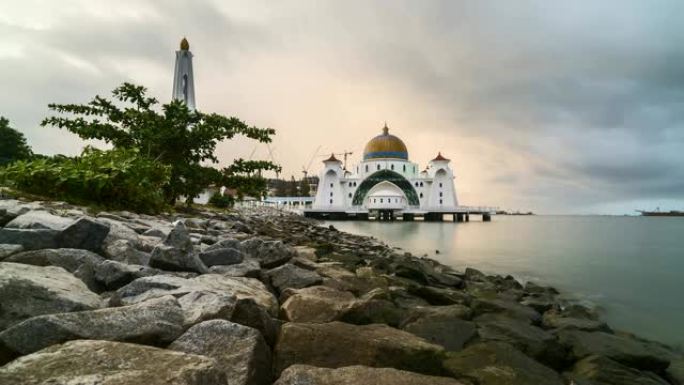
[
  {"left": 431, "top": 152, "right": 450, "bottom": 162},
  {"left": 363, "top": 124, "right": 408, "bottom": 160},
  {"left": 180, "top": 37, "right": 190, "bottom": 50}
]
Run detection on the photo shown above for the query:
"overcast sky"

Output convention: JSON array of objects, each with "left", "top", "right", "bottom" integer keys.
[{"left": 2, "top": 0, "right": 683, "bottom": 214}]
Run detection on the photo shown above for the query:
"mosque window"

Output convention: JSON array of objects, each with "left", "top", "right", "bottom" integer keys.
[
  {"left": 330, "top": 199, "right": 333, "bottom": 204},
  {"left": 413, "top": 166, "right": 416, "bottom": 173},
  {"left": 420, "top": 182, "right": 424, "bottom": 187},
  {"left": 348, "top": 193, "right": 352, "bottom": 198},
  {"left": 377, "top": 164, "right": 380, "bottom": 171},
  {"left": 330, "top": 192, "right": 333, "bottom": 197},
  {"left": 439, "top": 199, "right": 443, "bottom": 205},
  {"left": 439, "top": 183, "right": 443, "bottom": 188},
  {"left": 439, "top": 192, "right": 443, "bottom": 197},
  {"left": 391, "top": 164, "right": 394, "bottom": 171},
  {"left": 380, "top": 198, "right": 383, "bottom": 203},
  {"left": 414, "top": 182, "right": 418, "bottom": 187},
  {"left": 330, "top": 183, "right": 333, "bottom": 188},
  {"left": 365, "top": 165, "right": 368, "bottom": 172},
  {"left": 420, "top": 193, "right": 423, "bottom": 198},
  {"left": 403, "top": 165, "right": 406, "bottom": 172}
]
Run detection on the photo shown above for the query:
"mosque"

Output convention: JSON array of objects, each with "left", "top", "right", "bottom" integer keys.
[{"left": 305, "top": 124, "right": 490, "bottom": 221}]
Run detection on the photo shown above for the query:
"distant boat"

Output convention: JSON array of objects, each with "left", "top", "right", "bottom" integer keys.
[{"left": 637, "top": 209, "right": 684, "bottom": 217}]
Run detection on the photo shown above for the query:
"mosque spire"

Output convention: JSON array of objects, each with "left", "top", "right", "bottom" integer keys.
[{"left": 382, "top": 121, "right": 389, "bottom": 135}]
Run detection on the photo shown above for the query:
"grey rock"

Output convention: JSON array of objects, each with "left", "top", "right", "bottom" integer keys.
[
  {"left": 274, "top": 321, "right": 445, "bottom": 376},
  {"left": 0, "top": 339, "right": 225, "bottom": 385},
  {"left": 242, "top": 238, "right": 295, "bottom": 268},
  {"left": 57, "top": 217, "right": 110, "bottom": 251},
  {"left": 542, "top": 308, "right": 609, "bottom": 332},
  {"left": 280, "top": 286, "right": 356, "bottom": 323},
  {"left": 209, "top": 257, "right": 261, "bottom": 278},
  {"left": 0, "top": 228, "right": 59, "bottom": 250},
  {"left": 206, "top": 237, "right": 242, "bottom": 252},
  {"left": 232, "top": 298, "right": 281, "bottom": 347},
  {"left": 470, "top": 298, "right": 541, "bottom": 323},
  {"left": 275, "top": 365, "right": 467, "bottom": 385},
  {"left": 165, "top": 221, "right": 194, "bottom": 250},
  {"left": 0, "top": 296, "right": 184, "bottom": 360},
  {"left": 401, "top": 305, "right": 476, "bottom": 352},
  {"left": 558, "top": 330, "right": 673, "bottom": 372},
  {"left": 93, "top": 260, "right": 159, "bottom": 290},
  {"left": 340, "top": 297, "right": 405, "bottom": 327},
  {"left": 475, "top": 313, "right": 567, "bottom": 369},
  {"left": 567, "top": 355, "right": 670, "bottom": 385},
  {"left": 0, "top": 244, "right": 23, "bottom": 261},
  {"left": 142, "top": 228, "right": 166, "bottom": 238},
  {"left": 667, "top": 357, "right": 684, "bottom": 385},
  {"left": 443, "top": 341, "right": 564, "bottom": 385},
  {"left": 0, "top": 262, "right": 101, "bottom": 330},
  {"left": 199, "top": 247, "right": 244, "bottom": 266},
  {"left": 177, "top": 291, "right": 237, "bottom": 327},
  {"left": 5, "top": 248, "right": 105, "bottom": 292},
  {"left": 103, "top": 238, "right": 150, "bottom": 265},
  {"left": 113, "top": 274, "right": 278, "bottom": 315},
  {"left": 150, "top": 244, "right": 207, "bottom": 273},
  {"left": 4, "top": 210, "right": 73, "bottom": 230},
  {"left": 169, "top": 320, "right": 271, "bottom": 385},
  {"left": 408, "top": 285, "right": 471, "bottom": 306},
  {"left": 266, "top": 263, "right": 323, "bottom": 293}
]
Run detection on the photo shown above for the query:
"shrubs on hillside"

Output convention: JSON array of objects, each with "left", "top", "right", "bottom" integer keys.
[
  {"left": 208, "top": 192, "right": 234, "bottom": 208},
  {"left": 0, "top": 147, "right": 170, "bottom": 213}
]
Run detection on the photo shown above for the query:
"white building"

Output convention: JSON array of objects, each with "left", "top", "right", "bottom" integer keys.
[
  {"left": 305, "top": 124, "right": 477, "bottom": 221},
  {"left": 172, "top": 37, "right": 196, "bottom": 111}
]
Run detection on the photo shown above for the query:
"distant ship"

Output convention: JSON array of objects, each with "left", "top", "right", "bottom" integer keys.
[{"left": 637, "top": 209, "right": 684, "bottom": 217}]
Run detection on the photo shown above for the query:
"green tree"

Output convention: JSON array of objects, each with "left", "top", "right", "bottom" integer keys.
[
  {"left": 0, "top": 117, "right": 33, "bottom": 165},
  {"left": 42, "top": 83, "right": 278, "bottom": 204},
  {"left": 299, "top": 177, "right": 311, "bottom": 196}
]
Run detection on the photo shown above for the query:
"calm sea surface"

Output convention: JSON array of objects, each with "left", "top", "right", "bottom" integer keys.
[{"left": 323, "top": 215, "right": 684, "bottom": 347}]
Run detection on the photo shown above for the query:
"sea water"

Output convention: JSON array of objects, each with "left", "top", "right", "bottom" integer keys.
[{"left": 324, "top": 215, "right": 684, "bottom": 347}]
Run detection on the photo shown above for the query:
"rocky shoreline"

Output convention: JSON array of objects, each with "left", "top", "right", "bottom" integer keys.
[{"left": 0, "top": 197, "right": 682, "bottom": 385}]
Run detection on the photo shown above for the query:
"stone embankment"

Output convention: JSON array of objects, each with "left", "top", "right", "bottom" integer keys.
[{"left": 0, "top": 198, "right": 682, "bottom": 385}]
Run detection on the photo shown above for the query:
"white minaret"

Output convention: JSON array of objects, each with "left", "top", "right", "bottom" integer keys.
[{"left": 172, "top": 37, "right": 196, "bottom": 111}]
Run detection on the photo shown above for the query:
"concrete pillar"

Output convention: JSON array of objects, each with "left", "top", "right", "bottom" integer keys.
[
  {"left": 483, "top": 213, "right": 491, "bottom": 222},
  {"left": 456, "top": 213, "right": 464, "bottom": 222},
  {"left": 465, "top": 214, "right": 470, "bottom": 222},
  {"left": 403, "top": 213, "right": 414, "bottom": 221}
]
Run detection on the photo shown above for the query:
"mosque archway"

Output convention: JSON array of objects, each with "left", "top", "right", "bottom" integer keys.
[{"left": 352, "top": 169, "right": 420, "bottom": 206}]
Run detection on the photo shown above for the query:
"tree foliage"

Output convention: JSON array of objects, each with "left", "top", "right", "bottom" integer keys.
[
  {"left": 0, "top": 147, "right": 170, "bottom": 212},
  {"left": 41, "top": 83, "right": 279, "bottom": 204},
  {"left": 0, "top": 117, "right": 33, "bottom": 165}
]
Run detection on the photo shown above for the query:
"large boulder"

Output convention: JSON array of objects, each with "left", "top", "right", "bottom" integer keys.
[
  {"left": 273, "top": 321, "right": 446, "bottom": 376},
  {"left": 209, "top": 258, "right": 261, "bottom": 278},
  {"left": 149, "top": 222, "right": 207, "bottom": 273},
  {"left": 93, "top": 260, "right": 159, "bottom": 290},
  {"left": 443, "top": 341, "right": 564, "bottom": 385},
  {"left": 169, "top": 320, "right": 271, "bottom": 385},
  {"left": 4, "top": 210, "right": 73, "bottom": 230},
  {"left": 0, "top": 228, "right": 60, "bottom": 250},
  {"left": 275, "top": 365, "right": 467, "bottom": 385},
  {"left": 0, "top": 296, "right": 184, "bottom": 360},
  {"left": 567, "top": 355, "right": 670, "bottom": 385},
  {"left": 0, "top": 339, "right": 225, "bottom": 385},
  {"left": 0, "top": 244, "right": 23, "bottom": 261},
  {"left": 57, "top": 217, "right": 110, "bottom": 251},
  {"left": 542, "top": 306, "right": 609, "bottom": 332},
  {"left": 199, "top": 247, "right": 244, "bottom": 266},
  {"left": 557, "top": 330, "right": 673, "bottom": 372},
  {"left": 5, "top": 248, "right": 105, "bottom": 291},
  {"left": 113, "top": 274, "right": 278, "bottom": 315},
  {"left": 401, "top": 305, "right": 477, "bottom": 352},
  {"left": 177, "top": 290, "right": 237, "bottom": 327},
  {"left": 470, "top": 298, "right": 541, "bottom": 323},
  {"left": 280, "top": 285, "right": 356, "bottom": 323},
  {"left": 266, "top": 263, "right": 323, "bottom": 294},
  {"left": 232, "top": 298, "right": 281, "bottom": 347},
  {"left": 340, "top": 296, "right": 405, "bottom": 327},
  {"left": 103, "top": 239, "right": 150, "bottom": 265},
  {"left": 0, "top": 262, "right": 101, "bottom": 330},
  {"left": 241, "top": 239, "right": 295, "bottom": 268},
  {"left": 668, "top": 357, "right": 684, "bottom": 385},
  {"left": 475, "top": 313, "right": 567, "bottom": 369}
]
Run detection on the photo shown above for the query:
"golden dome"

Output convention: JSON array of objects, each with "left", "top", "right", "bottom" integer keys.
[
  {"left": 180, "top": 37, "right": 189, "bottom": 50},
  {"left": 363, "top": 123, "right": 409, "bottom": 160}
]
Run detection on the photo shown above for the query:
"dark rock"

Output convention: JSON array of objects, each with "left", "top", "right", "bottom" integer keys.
[
  {"left": 0, "top": 296, "right": 184, "bottom": 360},
  {"left": 520, "top": 294, "right": 557, "bottom": 314},
  {"left": 242, "top": 238, "right": 295, "bottom": 268},
  {"left": 5, "top": 248, "right": 105, "bottom": 292},
  {"left": 149, "top": 222, "right": 207, "bottom": 273},
  {"left": 266, "top": 263, "right": 323, "bottom": 294},
  {"left": 464, "top": 267, "right": 487, "bottom": 281},
  {"left": 340, "top": 296, "right": 405, "bottom": 327},
  {"left": 470, "top": 298, "right": 541, "bottom": 323},
  {"left": 558, "top": 330, "right": 673, "bottom": 372},
  {"left": 4, "top": 210, "right": 73, "bottom": 230},
  {"left": 273, "top": 321, "right": 446, "bottom": 376},
  {"left": 0, "top": 244, "right": 23, "bottom": 261},
  {"left": 542, "top": 307, "right": 609, "bottom": 332},
  {"left": 0, "top": 262, "right": 101, "bottom": 330},
  {"left": 443, "top": 341, "right": 564, "bottom": 385},
  {"left": 57, "top": 217, "right": 110, "bottom": 251},
  {"left": 409, "top": 285, "right": 470, "bottom": 306},
  {"left": 169, "top": 320, "right": 271, "bottom": 385},
  {"left": 475, "top": 313, "right": 567, "bottom": 369},
  {"left": 401, "top": 305, "right": 476, "bottom": 352},
  {"left": 567, "top": 355, "right": 670, "bottom": 385},
  {"left": 275, "top": 365, "right": 467, "bottom": 385},
  {"left": 280, "top": 285, "right": 356, "bottom": 323},
  {"left": 667, "top": 357, "right": 684, "bottom": 385},
  {"left": 0, "top": 228, "right": 59, "bottom": 250},
  {"left": 93, "top": 260, "right": 159, "bottom": 290},
  {"left": 209, "top": 258, "right": 261, "bottom": 278},
  {"left": 0, "top": 339, "right": 225, "bottom": 385},
  {"left": 199, "top": 247, "right": 243, "bottom": 266},
  {"left": 103, "top": 239, "right": 150, "bottom": 265}
]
